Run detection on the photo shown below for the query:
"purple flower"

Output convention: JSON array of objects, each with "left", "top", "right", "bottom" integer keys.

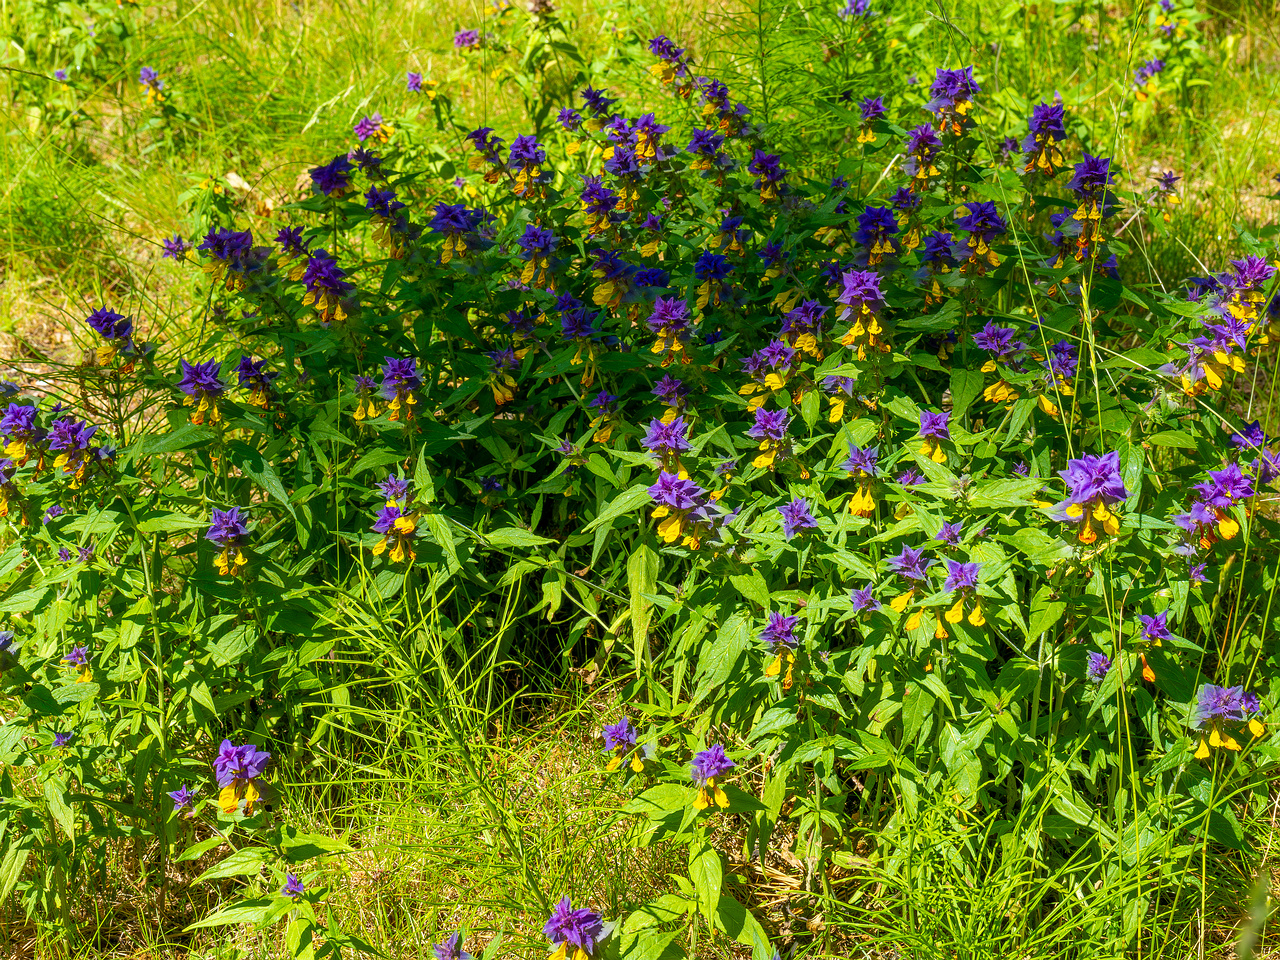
[
  {"left": 213, "top": 739, "right": 271, "bottom": 788},
  {"left": 161, "top": 235, "right": 189, "bottom": 260},
  {"left": 779, "top": 498, "right": 818, "bottom": 539},
  {"left": 1067, "top": 153, "right": 1115, "bottom": 204},
  {"left": 282, "top": 873, "right": 305, "bottom": 899},
  {"left": 454, "top": 28, "right": 481, "bottom": 49},
  {"left": 887, "top": 545, "right": 932, "bottom": 582},
  {"left": 353, "top": 113, "right": 385, "bottom": 142},
  {"left": 837, "top": 269, "right": 885, "bottom": 313},
  {"left": 943, "top": 560, "right": 981, "bottom": 592},
  {"left": 1138, "top": 612, "right": 1172, "bottom": 643},
  {"left": 642, "top": 417, "right": 692, "bottom": 456},
  {"left": 760, "top": 612, "right": 799, "bottom": 649},
  {"left": 746, "top": 407, "right": 789, "bottom": 442},
  {"left": 934, "top": 521, "right": 963, "bottom": 546},
  {"left": 206, "top": 507, "right": 249, "bottom": 574},
  {"left": 433, "top": 933, "right": 473, "bottom": 960},
  {"left": 1050, "top": 451, "right": 1129, "bottom": 543},
  {"left": 377, "top": 474, "right": 412, "bottom": 504},
  {"left": 1231, "top": 421, "right": 1267, "bottom": 451},
  {"left": 58, "top": 547, "right": 71, "bottom": 563},
  {"left": 53, "top": 732, "right": 72, "bottom": 747},
  {"left": 177, "top": 359, "right": 225, "bottom": 401},
  {"left": 168, "top": 785, "right": 196, "bottom": 812},
  {"left": 859, "top": 96, "right": 885, "bottom": 122},
  {"left": 920, "top": 410, "right": 950, "bottom": 439},
  {"left": 407, "top": 71, "right": 423, "bottom": 92},
  {"left": 691, "top": 743, "right": 735, "bottom": 784},
  {"left": 1194, "top": 462, "right": 1254, "bottom": 507},
  {"left": 651, "top": 375, "right": 688, "bottom": 407},
  {"left": 927, "top": 66, "right": 980, "bottom": 119},
  {"left": 602, "top": 718, "right": 637, "bottom": 752},
  {"left": 63, "top": 646, "right": 89, "bottom": 667},
  {"left": 1195, "top": 684, "right": 1247, "bottom": 725},
  {"left": 309, "top": 155, "right": 354, "bottom": 197},
  {"left": 54, "top": 69, "right": 67, "bottom": 81},
  {"left": 850, "top": 586, "right": 880, "bottom": 613},
  {"left": 648, "top": 472, "right": 705, "bottom": 510},
  {"left": 972, "top": 322, "right": 1026, "bottom": 360},
  {"left": 1086, "top": 651, "right": 1111, "bottom": 683},
  {"left": 543, "top": 897, "right": 605, "bottom": 957},
  {"left": 842, "top": 444, "right": 879, "bottom": 476}
]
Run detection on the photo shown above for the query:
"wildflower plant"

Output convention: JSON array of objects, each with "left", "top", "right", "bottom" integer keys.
[{"left": 0, "top": 8, "right": 1276, "bottom": 959}]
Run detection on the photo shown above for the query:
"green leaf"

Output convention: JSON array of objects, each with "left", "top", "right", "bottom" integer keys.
[
  {"left": 176, "top": 835, "right": 226, "bottom": 862},
  {"left": 1147, "top": 430, "right": 1197, "bottom": 449},
  {"left": 485, "top": 527, "right": 556, "bottom": 549},
  {"left": 628, "top": 541, "right": 659, "bottom": 674},
  {"left": 712, "top": 894, "right": 772, "bottom": 957},
  {"left": 800, "top": 388, "right": 820, "bottom": 429},
  {"left": 949, "top": 368, "right": 984, "bottom": 423},
  {"left": 194, "top": 847, "right": 268, "bottom": 883},
  {"left": 280, "top": 827, "right": 353, "bottom": 861},
  {"left": 689, "top": 840, "right": 723, "bottom": 915},
  {"left": 43, "top": 780, "right": 75, "bottom": 837},
  {"left": 728, "top": 571, "right": 770, "bottom": 609},
  {"left": 134, "top": 510, "right": 206, "bottom": 534},
  {"left": 228, "top": 440, "right": 296, "bottom": 517},
  {"left": 584, "top": 484, "right": 651, "bottom": 532},
  {"left": 1027, "top": 586, "right": 1066, "bottom": 639},
  {"left": 184, "top": 898, "right": 277, "bottom": 931},
  {"left": 968, "top": 478, "right": 1044, "bottom": 509}
]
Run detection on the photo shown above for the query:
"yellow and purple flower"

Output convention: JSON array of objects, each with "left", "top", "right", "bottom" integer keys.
[
  {"left": 926, "top": 66, "right": 980, "bottom": 135},
  {"left": 690, "top": 743, "right": 735, "bottom": 810},
  {"left": 236, "top": 356, "right": 278, "bottom": 409},
  {"left": 139, "top": 65, "right": 165, "bottom": 103},
  {"left": 372, "top": 502, "right": 418, "bottom": 563},
  {"left": 1049, "top": 450, "right": 1129, "bottom": 544},
  {"left": 693, "top": 250, "right": 733, "bottom": 311},
  {"left": 380, "top": 357, "right": 422, "bottom": 422},
  {"left": 177, "top": 359, "right": 226, "bottom": 425},
  {"left": 857, "top": 95, "right": 885, "bottom": 144},
  {"left": 917, "top": 410, "right": 950, "bottom": 463},
  {"left": 761, "top": 611, "right": 799, "bottom": 687},
  {"left": 309, "top": 155, "right": 354, "bottom": 198},
  {"left": 747, "top": 150, "right": 786, "bottom": 202},
  {"left": 354, "top": 112, "right": 392, "bottom": 143},
  {"left": 887, "top": 545, "right": 933, "bottom": 629},
  {"left": 953, "top": 201, "right": 1006, "bottom": 273},
  {"left": 837, "top": 269, "right": 888, "bottom": 358},
  {"left": 544, "top": 897, "right": 606, "bottom": 960},
  {"left": 213, "top": 739, "right": 271, "bottom": 814},
  {"left": 843, "top": 444, "right": 879, "bottom": 516},
  {"left": 206, "top": 506, "right": 250, "bottom": 575},
  {"left": 1021, "top": 102, "right": 1066, "bottom": 176},
  {"left": 516, "top": 225, "right": 557, "bottom": 287},
  {"left": 47, "top": 417, "right": 103, "bottom": 488},
  {"left": 602, "top": 717, "right": 650, "bottom": 772},
  {"left": 1192, "top": 683, "right": 1264, "bottom": 757},
  {"left": 62, "top": 645, "right": 91, "bottom": 682},
  {"left": 746, "top": 407, "right": 790, "bottom": 471},
  {"left": 85, "top": 308, "right": 136, "bottom": 363},
  {"left": 942, "top": 559, "right": 984, "bottom": 627}
]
